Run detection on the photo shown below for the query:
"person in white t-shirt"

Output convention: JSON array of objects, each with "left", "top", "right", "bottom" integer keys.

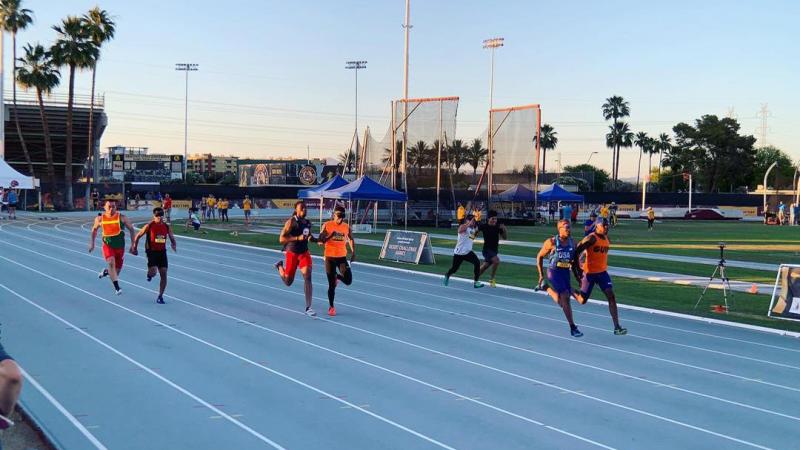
[{"left": 443, "top": 213, "right": 484, "bottom": 288}]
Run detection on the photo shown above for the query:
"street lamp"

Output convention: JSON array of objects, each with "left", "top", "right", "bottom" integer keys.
[
  {"left": 345, "top": 60, "right": 367, "bottom": 174},
  {"left": 175, "top": 63, "right": 198, "bottom": 181},
  {"left": 483, "top": 37, "right": 503, "bottom": 202},
  {"left": 586, "top": 151, "right": 598, "bottom": 164}
]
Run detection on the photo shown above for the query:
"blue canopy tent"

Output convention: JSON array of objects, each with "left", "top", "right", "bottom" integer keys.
[
  {"left": 297, "top": 175, "right": 350, "bottom": 226},
  {"left": 537, "top": 183, "right": 584, "bottom": 203},
  {"left": 492, "top": 184, "right": 536, "bottom": 202},
  {"left": 323, "top": 176, "right": 408, "bottom": 229}
]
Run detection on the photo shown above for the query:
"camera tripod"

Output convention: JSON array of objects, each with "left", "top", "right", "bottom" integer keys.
[{"left": 694, "top": 244, "right": 735, "bottom": 312}]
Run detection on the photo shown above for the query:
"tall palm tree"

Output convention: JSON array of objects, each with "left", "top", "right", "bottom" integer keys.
[
  {"left": 16, "top": 43, "right": 59, "bottom": 192},
  {"left": 408, "top": 140, "right": 428, "bottom": 176},
  {"left": 602, "top": 96, "right": 631, "bottom": 187},
  {"left": 605, "top": 122, "right": 633, "bottom": 185},
  {"left": 337, "top": 148, "right": 355, "bottom": 173},
  {"left": 0, "top": 0, "right": 33, "bottom": 176},
  {"left": 538, "top": 123, "right": 558, "bottom": 174},
  {"left": 447, "top": 139, "right": 467, "bottom": 174},
  {"left": 466, "top": 138, "right": 488, "bottom": 178},
  {"left": 633, "top": 131, "right": 650, "bottom": 188},
  {"left": 50, "top": 16, "right": 98, "bottom": 208},
  {"left": 81, "top": 7, "right": 115, "bottom": 209},
  {"left": 657, "top": 132, "right": 672, "bottom": 176}
]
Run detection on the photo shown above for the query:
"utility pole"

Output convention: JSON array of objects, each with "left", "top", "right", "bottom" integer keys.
[
  {"left": 401, "top": 0, "right": 411, "bottom": 229},
  {"left": 175, "top": 63, "right": 198, "bottom": 181},
  {"left": 346, "top": 60, "right": 367, "bottom": 174}
]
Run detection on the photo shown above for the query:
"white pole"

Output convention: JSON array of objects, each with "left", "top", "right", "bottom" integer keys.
[
  {"left": 688, "top": 174, "right": 692, "bottom": 213},
  {"left": 641, "top": 176, "right": 647, "bottom": 211},
  {"left": 0, "top": 30, "right": 5, "bottom": 160},
  {"left": 183, "top": 69, "right": 188, "bottom": 180},
  {"left": 436, "top": 100, "right": 442, "bottom": 228},
  {"left": 401, "top": 0, "right": 410, "bottom": 230},
  {"left": 763, "top": 161, "right": 777, "bottom": 221}
]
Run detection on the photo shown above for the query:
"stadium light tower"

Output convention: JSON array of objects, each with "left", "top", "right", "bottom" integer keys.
[
  {"left": 346, "top": 60, "right": 367, "bottom": 173},
  {"left": 175, "top": 63, "right": 199, "bottom": 180},
  {"left": 483, "top": 37, "right": 503, "bottom": 201}
]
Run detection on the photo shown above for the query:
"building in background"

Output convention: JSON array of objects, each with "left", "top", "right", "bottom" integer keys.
[
  {"left": 100, "top": 146, "right": 183, "bottom": 182},
  {"left": 187, "top": 153, "right": 239, "bottom": 178}
]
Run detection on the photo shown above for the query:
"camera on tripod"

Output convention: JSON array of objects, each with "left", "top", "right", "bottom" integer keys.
[{"left": 717, "top": 242, "right": 726, "bottom": 263}]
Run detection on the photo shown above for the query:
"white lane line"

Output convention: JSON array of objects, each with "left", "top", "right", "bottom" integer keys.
[
  {"left": 42, "top": 224, "right": 800, "bottom": 368},
  {"left": 0, "top": 237, "right": 778, "bottom": 450},
  {"left": 14, "top": 363, "right": 108, "bottom": 450},
  {"left": 0, "top": 251, "right": 456, "bottom": 450},
  {"left": 0, "top": 284, "right": 287, "bottom": 450},
  {"left": 60, "top": 220, "right": 800, "bottom": 348},
  {"left": 5, "top": 227, "right": 620, "bottom": 449},
  {"left": 10, "top": 227, "right": 800, "bottom": 397}
]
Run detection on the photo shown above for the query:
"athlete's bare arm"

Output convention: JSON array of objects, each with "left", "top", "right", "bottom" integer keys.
[
  {"left": 500, "top": 224, "right": 508, "bottom": 240},
  {"left": 132, "top": 224, "right": 149, "bottom": 253},
  {"left": 121, "top": 215, "right": 137, "bottom": 252},
  {"left": 279, "top": 219, "right": 296, "bottom": 246},
  {"left": 347, "top": 227, "right": 356, "bottom": 261},
  {"left": 88, "top": 216, "right": 101, "bottom": 252},
  {"left": 572, "top": 235, "right": 596, "bottom": 270},
  {"left": 168, "top": 226, "right": 177, "bottom": 252},
  {"left": 536, "top": 239, "right": 554, "bottom": 284}
]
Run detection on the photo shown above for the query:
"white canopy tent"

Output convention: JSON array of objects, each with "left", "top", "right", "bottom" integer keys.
[{"left": 0, "top": 158, "right": 37, "bottom": 189}]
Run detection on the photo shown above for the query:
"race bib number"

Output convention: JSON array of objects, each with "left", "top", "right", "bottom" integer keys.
[
  {"left": 302, "top": 228, "right": 310, "bottom": 237},
  {"left": 155, "top": 234, "right": 167, "bottom": 244},
  {"left": 556, "top": 261, "right": 572, "bottom": 269}
]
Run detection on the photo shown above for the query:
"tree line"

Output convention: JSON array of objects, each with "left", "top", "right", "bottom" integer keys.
[{"left": 1, "top": 0, "right": 115, "bottom": 208}]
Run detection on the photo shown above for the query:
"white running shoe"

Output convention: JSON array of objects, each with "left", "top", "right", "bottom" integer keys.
[
  {"left": 115, "top": 288, "right": 122, "bottom": 296},
  {"left": 99, "top": 268, "right": 109, "bottom": 279},
  {"left": 305, "top": 307, "right": 317, "bottom": 317}
]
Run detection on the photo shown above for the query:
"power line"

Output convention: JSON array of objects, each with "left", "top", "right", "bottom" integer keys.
[{"left": 756, "top": 103, "right": 771, "bottom": 146}]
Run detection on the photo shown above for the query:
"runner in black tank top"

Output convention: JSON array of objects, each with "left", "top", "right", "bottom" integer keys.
[{"left": 275, "top": 201, "right": 318, "bottom": 316}]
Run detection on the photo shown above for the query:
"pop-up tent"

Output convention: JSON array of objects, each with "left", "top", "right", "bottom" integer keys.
[
  {"left": 537, "top": 183, "right": 584, "bottom": 203},
  {"left": 323, "top": 176, "right": 407, "bottom": 229},
  {"left": 297, "top": 174, "right": 350, "bottom": 225},
  {"left": 492, "top": 183, "right": 536, "bottom": 202},
  {"left": 0, "top": 159, "right": 36, "bottom": 189}
]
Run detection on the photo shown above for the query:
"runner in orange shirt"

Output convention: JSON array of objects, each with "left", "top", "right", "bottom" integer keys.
[
  {"left": 318, "top": 206, "right": 356, "bottom": 316},
  {"left": 573, "top": 218, "right": 627, "bottom": 335}
]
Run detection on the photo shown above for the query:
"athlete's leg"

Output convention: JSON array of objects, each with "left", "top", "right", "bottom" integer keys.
[
  {"left": 466, "top": 252, "right": 481, "bottom": 282},
  {"left": 489, "top": 255, "right": 500, "bottom": 279},
  {"left": 276, "top": 252, "right": 297, "bottom": 286},
  {"left": 558, "top": 291, "right": 576, "bottom": 327},
  {"left": 446, "top": 254, "right": 465, "bottom": 277},
  {"left": 337, "top": 260, "right": 353, "bottom": 286},
  {"left": 0, "top": 357, "right": 22, "bottom": 419},
  {"left": 300, "top": 265, "right": 313, "bottom": 311},
  {"left": 325, "top": 258, "right": 337, "bottom": 307},
  {"left": 158, "top": 267, "right": 168, "bottom": 297}
]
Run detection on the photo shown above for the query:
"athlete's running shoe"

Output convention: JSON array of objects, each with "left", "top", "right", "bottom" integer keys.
[
  {"left": 570, "top": 326, "right": 584, "bottom": 338},
  {"left": 443, "top": 274, "right": 450, "bottom": 286},
  {"left": 156, "top": 296, "right": 165, "bottom": 305},
  {"left": 490, "top": 279, "right": 496, "bottom": 288},
  {"left": 147, "top": 274, "right": 153, "bottom": 282},
  {"left": 474, "top": 281, "right": 485, "bottom": 289},
  {"left": 305, "top": 307, "right": 317, "bottom": 317},
  {"left": 614, "top": 326, "right": 627, "bottom": 336},
  {"left": 115, "top": 288, "right": 122, "bottom": 296},
  {"left": 99, "top": 268, "right": 109, "bottom": 279},
  {"left": 573, "top": 290, "right": 587, "bottom": 305},
  {"left": 328, "top": 306, "right": 336, "bottom": 317}
]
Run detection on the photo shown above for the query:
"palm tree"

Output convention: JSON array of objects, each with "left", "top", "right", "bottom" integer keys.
[
  {"left": 337, "top": 148, "right": 355, "bottom": 173},
  {"left": 50, "top": 16, "right": 98, "bottom": 208},
  {"left": 657, "top": 133, "right": 672, "bottom": 176},
  {"left": 466, "top": 138, "right": 488, "bottom": 178},
  {"left": 0, "top": 0, "right": 33, "bottom": 176},
  {"left": 602, "top": 96, "right": 631, "bottom": 187},
  {"left": 633, "top": 131, "right": 650, "bottom": 188},
  {"left": 538, "top": 123, "right": 558, "bottom": 174},
  {"left": 408, "top": 140, "right": 429, "bottom": 177},
  {"left": 16, "top": 43, "right": 59, "bottom": 192},
  {"left": 605, "top": 122, "right": 633, "bottom": 184},
  {"left": 447, "top": 139, "right": 468, "bottom": 174},
  {"left": 81, "top": 7, "right": 115, "bottom": 210}
]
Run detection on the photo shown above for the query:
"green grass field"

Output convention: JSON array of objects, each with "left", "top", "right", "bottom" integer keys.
[{"left": 173, "top": 221, "right": 800, "bottom": 333}]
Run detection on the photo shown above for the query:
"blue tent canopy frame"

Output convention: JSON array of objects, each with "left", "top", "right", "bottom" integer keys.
[
  {"left": 492, "top": 184, "right": 536, "bottom": 202},
  {"left": 323, "top": 176, "right": 407, "bottom": 202},
  {"left": 537, "top": 183, "right": 584, "bottom": 202},
  {"left": 297, "top": 175, "right": 349, "bottom": 199}
]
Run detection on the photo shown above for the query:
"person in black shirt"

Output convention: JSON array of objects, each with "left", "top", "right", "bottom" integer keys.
[
  {"left": 477, "top": 210, "right": 507, "bottom": 288},
  {"left": 275, "top": 201, "right": 319, "bottom": 316}
]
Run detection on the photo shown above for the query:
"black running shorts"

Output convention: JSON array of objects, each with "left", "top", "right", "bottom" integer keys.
[{"left": 146, "top": 250, "right": 168, "bottom": 268}]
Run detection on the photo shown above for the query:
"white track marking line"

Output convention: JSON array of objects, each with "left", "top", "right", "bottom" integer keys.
[
  {"left": 0, "top": 252, "right": 456, "bottom": 450},
  {"left": 14, "top": 364, "right": 108, "bottom": 450},
  {"left": 0, "top": 237, "right": 780, "bottom": 449},
  {"left": 0, "top": 284, "right": 286, "bottom": 450},
  {"left": 43, "top": 223, "right": 800, "bottom": 367},
  {"left": 9, "top": 227, "right": 800, "bottom": 397}
]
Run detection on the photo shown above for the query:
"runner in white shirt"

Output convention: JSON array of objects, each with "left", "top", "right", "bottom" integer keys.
[{"left": 443, "top": 213, "right": 485, "bottom": 288}]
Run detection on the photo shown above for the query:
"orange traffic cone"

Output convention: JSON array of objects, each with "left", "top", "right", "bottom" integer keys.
[
  {"left": 711, "top": 304, "right": 727, "bottom": 313},
  {"left": 749, "top": 284, "right": 758, "bottom": 294}
]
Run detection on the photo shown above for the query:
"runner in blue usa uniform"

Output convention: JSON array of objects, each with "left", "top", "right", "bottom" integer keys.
[{"left": 536, "top": 219, "right": 586, "bottom": 337}]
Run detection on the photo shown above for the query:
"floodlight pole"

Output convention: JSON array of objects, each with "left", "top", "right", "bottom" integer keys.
[
  {"left": 483, "top": 37, "right": 504, "bottom": 204},
  {"left": 402, "top": 0, "right": 411, "bottom": 229},
  {"left": 346, "top": 60, "right": 367, "bottom": 174},
  {"left": 763, "top": 161, "right": 777, "bottom": 222},
  {"left": 176, "top": 63, "right": 198, "bottom": 181}
]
